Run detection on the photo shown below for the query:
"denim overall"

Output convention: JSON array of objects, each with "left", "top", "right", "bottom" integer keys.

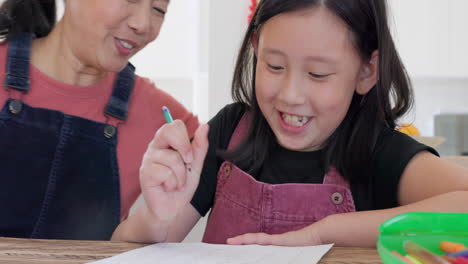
[
  {"left": 0, "top": 33, "right": 136, "bottom": 240},
  {"left": 203, "top": 113, "right": 357, "bottom": 244}
]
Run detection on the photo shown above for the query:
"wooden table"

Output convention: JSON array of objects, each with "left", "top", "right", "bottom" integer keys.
[{"left": 0, "top": 237, "right": 382, "bottom": 263}]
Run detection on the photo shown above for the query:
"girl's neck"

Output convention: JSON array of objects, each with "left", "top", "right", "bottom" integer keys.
[{"left": 30, "top": 20, "right": 107, "bottom": 87}]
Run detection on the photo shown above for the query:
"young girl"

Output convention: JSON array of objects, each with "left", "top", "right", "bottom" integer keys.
[
  {"left": 0, "top": 0, "right": 198, "bottom": 240},
  {"left": 113, "top": 0, "right": 468, "bottom": 247}
]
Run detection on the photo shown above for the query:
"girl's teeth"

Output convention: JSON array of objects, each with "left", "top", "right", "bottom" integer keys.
[
  {"left": 119, "top": 40, "right": 134, "bottom": 49},
  {"left": 281, "top": 113, "right": 310, "bottom": 127}
]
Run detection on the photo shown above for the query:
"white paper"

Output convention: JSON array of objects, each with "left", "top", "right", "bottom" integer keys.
[{"left": 89, "top": 242, "right": 333, "bottom": 264}]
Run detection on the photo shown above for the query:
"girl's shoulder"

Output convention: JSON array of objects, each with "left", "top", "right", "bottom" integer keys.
[
  {"left": 374, "top": 127, "right": 439, "bottom": 159},
  {"left": 367, "top": 127, "right": 439, "bottom": 209}
]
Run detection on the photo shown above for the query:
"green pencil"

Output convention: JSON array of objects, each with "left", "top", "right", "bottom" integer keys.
[
  {"left": 162, "top": 106, "right": 173, "bottom": 123},
  {"left": 161, "top": 105, "right": 192, "bottom": 173}
]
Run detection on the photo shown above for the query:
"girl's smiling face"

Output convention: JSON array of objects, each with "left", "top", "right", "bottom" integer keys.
[{"left": 254, "top": 7, "right": 378, "bottom": 152}]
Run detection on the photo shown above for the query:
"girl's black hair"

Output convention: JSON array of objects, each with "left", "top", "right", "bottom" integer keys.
[
  {"left": 223, "top": 0, "right": 413, "bottom": 205},
  {"left": 0, "top": 0, "right": 56, "bottom": 40}
]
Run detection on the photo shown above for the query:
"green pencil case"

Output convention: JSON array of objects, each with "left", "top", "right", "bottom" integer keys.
[{"left": 377, "top": 212, "right": 468, "bottom": 263}]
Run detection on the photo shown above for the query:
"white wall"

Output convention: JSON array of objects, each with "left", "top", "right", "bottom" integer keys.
[
  {"left": 389, "top": 0, "right": 468, "bottom": 135},
  {"left": 389, "top": 0, "right": 468, "bottom": 78},
  {"left": 130, "top": 0, "right": 209, "bottom": 120},
  {"left": 208, "top": 0, "right": 250, "bottom": 118}
]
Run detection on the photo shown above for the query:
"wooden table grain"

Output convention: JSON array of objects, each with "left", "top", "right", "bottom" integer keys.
[{"left": 0, "top": 237, "right": 382, "bottom": 264}]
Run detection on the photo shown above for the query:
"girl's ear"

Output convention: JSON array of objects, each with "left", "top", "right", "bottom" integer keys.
[
  {"left": 356, "top": 50, "right": 379, "bottom": 95},
  {"left": 251, "top": 30, "right": 259, "bottom": 57}
]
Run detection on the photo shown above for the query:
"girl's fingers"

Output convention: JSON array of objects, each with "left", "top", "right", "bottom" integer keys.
[
  {"left": 227, "top": 233, "right": 275, "bottom": 245},
  {"left": 190, "top": 124, "right": 210, "bottom": 176},
  {"left": 149, "top": 149, "right": 187, "bottom": 189},
  {"left": 150, "top": 120, "right": 194, "bottom": 164},
  {"left": 140, "top": 162, "right": 178, "bottom": 192}
]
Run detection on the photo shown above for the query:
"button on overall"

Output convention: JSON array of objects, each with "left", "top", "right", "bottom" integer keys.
[
  {"left": 8, "top": 99, "right": 22, "bottom": 114},
  {"left": 104, "top": 125, "right": 116, "bottom": 138},
  {"left": 224, "top": 164, "right": 232, "bottom": 177},
  {"left": 331, "top": 192, "right": 344, "bottom": 205}
]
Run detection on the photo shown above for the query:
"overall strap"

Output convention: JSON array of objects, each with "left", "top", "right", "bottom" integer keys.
[
  {"left": 4, "top": 33, "right": 34, "bottom": 92},
  {"left": 104, "top": 63, "right": 136, "bottom": 121},
  {"left": 227, "top": 112, "right": 250, "bottom": 150}
]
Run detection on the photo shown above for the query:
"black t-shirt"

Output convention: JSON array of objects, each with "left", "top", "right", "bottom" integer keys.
[{"left": 190, "top": 103, "right": 439, "bottom": 216}]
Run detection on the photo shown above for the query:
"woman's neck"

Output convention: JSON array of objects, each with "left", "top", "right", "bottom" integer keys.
[{"left": 30, "top": 21, "right": 107, "bottom": 87}]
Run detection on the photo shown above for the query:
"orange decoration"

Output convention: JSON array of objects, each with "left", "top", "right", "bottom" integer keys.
[{"left": 398, "top": 124, "right": 420, "bottom": 136}]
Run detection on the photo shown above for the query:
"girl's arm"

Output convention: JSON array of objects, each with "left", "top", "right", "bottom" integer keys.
[
  {"left": 312, "top": 190, "right": 468, "bottom": 247},
  {"left": 112, "top": 203, "right": 201, "bottom": 243},
  {"left": 227, "top": 152, "right": 468, "bottom": 247}
]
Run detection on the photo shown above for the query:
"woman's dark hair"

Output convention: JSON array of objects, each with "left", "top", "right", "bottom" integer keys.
[
  {"left": 224, "top": 0, "right": 413, "bottom": 188},
  {"left": 0, "top": 0, "right": 56, "bottom": 41}
]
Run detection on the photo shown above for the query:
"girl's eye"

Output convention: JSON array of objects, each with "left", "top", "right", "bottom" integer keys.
[
  {"left": 153, "top": 7, "right": 166, "bottom": 16},
  {"left": 309, "top": 72, "right": 332, "bottom": 78},
  {"left": 267, "top": 64, "right": 284, "bottom": 71}
]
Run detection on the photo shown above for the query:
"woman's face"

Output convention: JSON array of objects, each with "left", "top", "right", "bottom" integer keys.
[{"left": 63, "top": 0, "right": 169, "bottom": 72}]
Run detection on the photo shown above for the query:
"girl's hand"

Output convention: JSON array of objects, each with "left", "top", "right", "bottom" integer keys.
[
  {"left": 139, "top": 120, "right": 209, "bottom": 224},
  {"left": 226, "top": 225, "right": 323, "bottom": 247}
]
